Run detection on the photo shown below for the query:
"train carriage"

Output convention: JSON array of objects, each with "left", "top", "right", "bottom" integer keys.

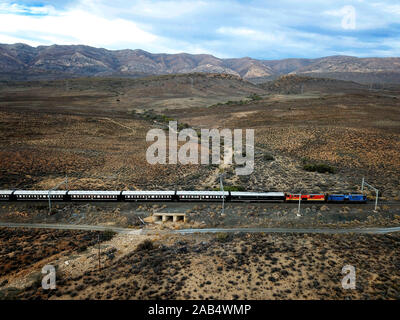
[
  {"left": 68, "top": 191, "right": 121, "bottom": 201},
  {"left": 177, "top": 191, "right": 229, "bottom": 201},
  {"left": 230, "top": 192, "right": 285, "bottom": 202},
  {"left": 122, "top": 191, "right": 176, "bottom": 201},
  {"left": 13, "top": 190, "right": 67, "bottom": 201},
  {"left": 0, "top": 190, "right": 14, "bottom": 201}
]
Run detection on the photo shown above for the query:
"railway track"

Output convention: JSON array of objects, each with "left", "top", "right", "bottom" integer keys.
[
  {"left": 0, "top": 222, "right": 399, "bottom": 235},
  {"left": 0, "top": 222, "right": 141, "bottom": 234}
]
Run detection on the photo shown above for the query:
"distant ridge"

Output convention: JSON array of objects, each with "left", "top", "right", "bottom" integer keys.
[
  {"left": 1, "top": 43, "right": 400, "bottom": 84},
  {"left": 259, "top": 74, "right": 367, "bottom": 94}
]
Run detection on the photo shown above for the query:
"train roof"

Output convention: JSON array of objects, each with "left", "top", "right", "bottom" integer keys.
[
  {"left": 122, "top": 191, "right": 175, "bottom": 195},
  {"left": 0, "top": 190, "right": 14, "bottom": 195},
  {"left": 177, "top": 191, "right": 229, "bottom": 195},
  {"left": 328, "top": 194, "right": 365, "bottom": 196},
  {"left": 14, "top": 190, "right": 67, "bottom": 195},
  {"left": 287, "top": 193, "right": 325, "bottom": 195},
  {"left": 68, "top": 191, "right": 121, "bottom": 195},
  {"left": 230, "top": 192, "right": 285, "bottom": 197}
]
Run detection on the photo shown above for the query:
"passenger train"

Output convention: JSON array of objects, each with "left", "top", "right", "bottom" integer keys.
[{"left": 0, "top": 190, "right": 368, "bottom": 203}]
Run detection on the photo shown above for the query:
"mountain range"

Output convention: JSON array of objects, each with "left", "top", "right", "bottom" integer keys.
[{"left": 1, "top": 43, "right": 400, "bottom": 84}]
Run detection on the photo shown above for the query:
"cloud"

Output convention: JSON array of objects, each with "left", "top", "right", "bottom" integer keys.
[
  {"left": 0, "top": 2, "right": 56, "bottom": 15},
  {"left": 0, "top": 0, "right": 400, "bottom": 59},
  {"left": 0, "top": 33, "right": 42, "bottom": 47},
  {"left": 0, "top": 2, "right": 162, "bottom": 50},
  {"left": 128, "top": 0, "right": 208, "bottom": 19},
  {"left": 217, "top": 27, "right": 278, "bottom": 42}
]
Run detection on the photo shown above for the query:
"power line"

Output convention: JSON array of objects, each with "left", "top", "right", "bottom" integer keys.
[{"left": 361, "top": 177, "right": 379, "bottom": 212}]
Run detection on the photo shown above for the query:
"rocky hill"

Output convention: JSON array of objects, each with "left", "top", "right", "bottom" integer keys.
[
  {"left": 2, "top": 43, "right": 400, "bottom": 83},
  {"left": 259, "top": 74, "right": 368, "bottom": 94}
]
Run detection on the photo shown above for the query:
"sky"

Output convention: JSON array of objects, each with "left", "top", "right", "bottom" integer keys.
[{"left": 0, "top": 0, "right": 399, "bottom": 59}]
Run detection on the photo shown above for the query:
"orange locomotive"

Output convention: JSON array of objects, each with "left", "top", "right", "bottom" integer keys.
[{"left": 285, "top": 194, "right": 326, "bottom": 202}]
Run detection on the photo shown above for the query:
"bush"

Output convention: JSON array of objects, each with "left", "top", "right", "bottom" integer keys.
[
  {"left": 303, "top": 162, "right": 336, "bottom": 174},
  {"left": 216, "top": 232, "right": 230, "bottom": 242},
  {"left": 101, "top": 229, "right": 116, "bottom": 241},
  {"left": 247, "top": 94, "right": 262, "bottom": 101},
  {"left": 136, "top": 240, "right": 154, "bottom": 252},
  {"left": 177, "top": 122, "right": 190, "bottom": 131},
  {"left": 77, "top": 245, "right": 87, "bottom": 253},
  {"left": 263, "top": 153, "right": 275, "bottom": 161}
]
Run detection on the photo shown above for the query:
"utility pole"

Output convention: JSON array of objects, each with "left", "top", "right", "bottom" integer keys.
[
  {"left": 361, "top": 177, "right": 379, "bottom": 211},
  {"left": 98, "top": 233, "right": 101, "bottom": 272},
  {"left": 219, "top": 173, "right": 225, "bottom": 216},
  {"left": 297, "top": 193, "right": 302, "bottom": 217},
  {"left": 48, "top": 175, "right": 68, "bottom": 215}
]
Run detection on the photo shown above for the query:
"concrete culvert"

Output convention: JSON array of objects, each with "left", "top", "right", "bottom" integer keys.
[{"left": 153, "top": 215, "right": 162, "bottom": 222}]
